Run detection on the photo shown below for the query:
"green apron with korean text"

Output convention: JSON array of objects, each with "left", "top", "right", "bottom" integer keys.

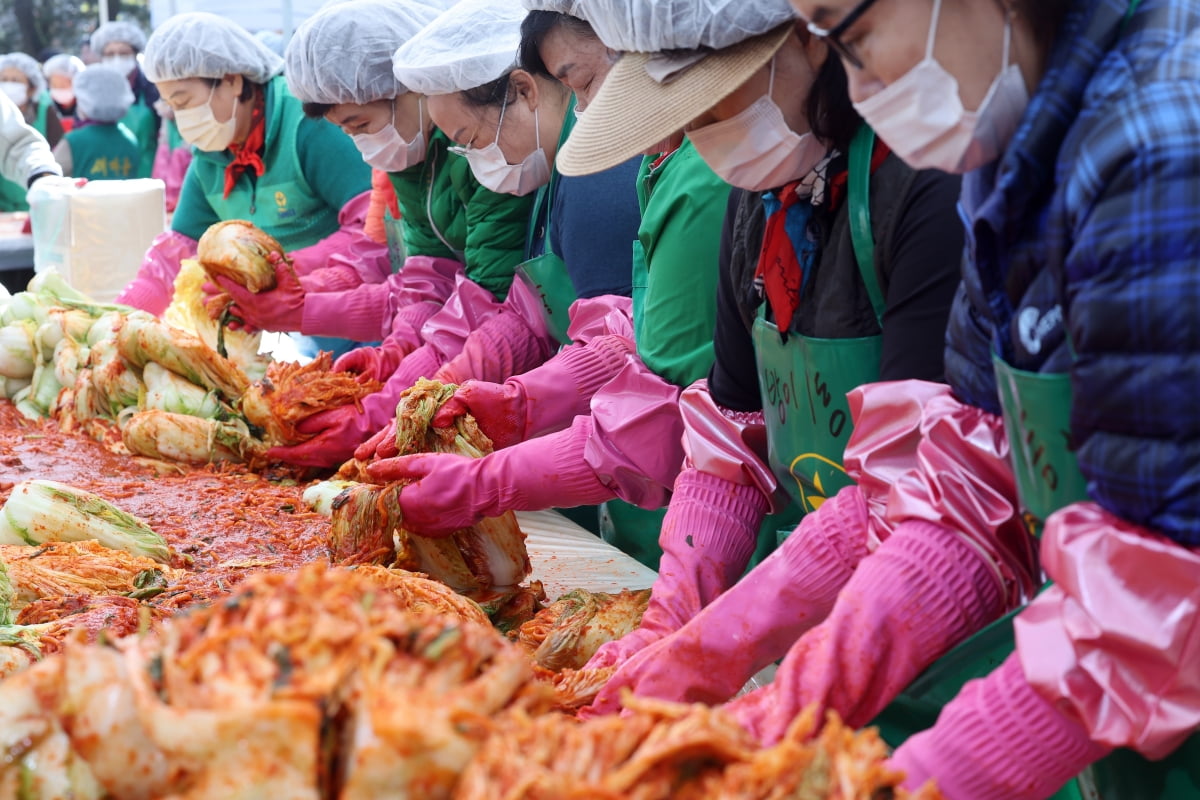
[
  {"left": 515, "top": 102, "right": 579, "bottom": 346},
  {"left": 751, "top": 126, "right": 884, "bottom": 537}
]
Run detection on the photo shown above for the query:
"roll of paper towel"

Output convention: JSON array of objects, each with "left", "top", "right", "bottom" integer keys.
[{"left": 28, "top": 178, "right": 166, "bottom": 302}]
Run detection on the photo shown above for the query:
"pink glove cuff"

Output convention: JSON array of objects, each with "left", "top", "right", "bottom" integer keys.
[
  {"left": 390, "top": 300, "right": 440, "bottom": 340},
  {"left": 505, "top": 418, "right": 616, "bottom": 511},
  {"left": 388, "top": 344, "right": 446, "bottom": 391},
  {"left": 892, "top": 655, "right": 1110, "bottom": 800},
  {"left": 300, "top": 263, "right": 364, "bottom": 294},
  {"left": 777, "top": 486, "right": 872, "bottom": 598},
  {"left": 515, "top": 335, "right": 635, "bottom": 439},
  {"left": 435, "top": 309, "right": 555, "bottom": 386},
  {"left": 302, "top": 283, "right": 391, "bottom": 342},
  {"left": 660, "top": 470, "right": 766, "bottom": 577},
  {"left": 882, "top": 521, "right": 1007, "bottom": 659}
]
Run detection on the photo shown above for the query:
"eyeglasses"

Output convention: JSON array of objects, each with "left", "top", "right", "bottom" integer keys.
[{"left": 806, "top": 0, "right": 883, "bottom": 70}]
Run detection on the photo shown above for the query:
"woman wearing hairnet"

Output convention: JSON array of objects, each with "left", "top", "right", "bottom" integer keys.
[
  {"left": 113, "top": 12, "right": 377, "bottom": 359},
  {"left": 365, "top": 0, "right": 741, "bottom": 568},
  {"left": 344, "top": 1, "right": 647, "bottom": 524},
  {"left": 89, "top": 21, "right": 160, "bottom": 178},
  {"left": 43, "top": 54, "right": 85, "bottom": 129},
  {"left": 211, "top": 0, "right": 540, "bottom": 469},
  {"left": 0, "top": 52, "right": 64, "bottom": 211},
  {"left": 51, "top": 65, "right": 138, "bottom": 180}
]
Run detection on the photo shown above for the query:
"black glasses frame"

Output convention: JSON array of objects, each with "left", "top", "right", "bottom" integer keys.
[{"left": 806, "top": 0, "right": 883, "bottom": 70}]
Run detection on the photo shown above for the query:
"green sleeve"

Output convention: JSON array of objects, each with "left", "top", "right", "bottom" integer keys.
[
  {"left": 170, "top": 162, "right": 219, "bottom": 241},
  {"left": 460, "top": 172, "right": 534, "bottom": 301},
  {"left": 295, "top": 116, "right": 372, "bottom": 211},
  {"left": 389, "top": 169, "right": 456, "bottom": 262},
  {"left": 637, "top": 147, "right": 730, "bottom": 388}
]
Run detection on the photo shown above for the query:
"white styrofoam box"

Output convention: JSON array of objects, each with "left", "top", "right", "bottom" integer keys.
[{"left": 29, "top": 178, "right": 166, "bottom": 303}]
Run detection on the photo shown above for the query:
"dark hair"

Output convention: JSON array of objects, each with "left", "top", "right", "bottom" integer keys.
[
  {"left": 518, "top": 11, "right": 598, "bottom": 80},
  {"left": 460, "top": 72, "right": 514, "bottom": 109},
  {"left": 205, "top": 76, "right": 258, "bottom": 103},
  {"left": 302, "top": 101, "right": 334, "bottom": 119},
  {"left": 806, "top": 52, "right": 860, "bottom": 154}
]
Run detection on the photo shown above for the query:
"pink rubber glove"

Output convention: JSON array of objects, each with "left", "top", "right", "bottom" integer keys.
[
  {"left": 890, "top": 655, "right": 1110, "bottom": 800},
  {"left": 723, "top": 519, "right": 1007, "bottom": 745},
  {"left": 585, "top": 470, "right": 769, "bottom": 675},
  {"left": 268, "top": 357, "right": 433, "bottom": 469},
  {"left": 368, "top": 416, "right": 616, "bottom": 536},
  {"left": 333, "top": 338, "right": 416, "bottom": 383},
  {"left": 431, "top": 310, "right": 556, "bottom": 386},
  {"left": 432, "top": 277, "right": 555, "bottom": 385},
  {"left": 301, "top": 256, "right": 463, "bottom": 344},
  {"left": 211, "top": 257, "right": 305, "bottom": 333},
  {"left": 585, "top": 486, "right": 870, "bottom": 714},
  {"left": 431, "top": 335, "right": 636, "bottom": 449},
  {"left": 115, "top": 230, "right": 198, "bottom": 315}
]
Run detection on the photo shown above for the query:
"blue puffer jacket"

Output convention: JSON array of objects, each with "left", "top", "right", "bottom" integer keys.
[{"left": 946, "top": 0, "right": 1200, "bottom": 545}]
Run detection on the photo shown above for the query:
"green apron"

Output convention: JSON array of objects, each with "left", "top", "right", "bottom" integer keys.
[
  {"left": 0, "top": 94, "right": 51, "bottom": 211},
  {"left": 120, "top": 93, "right": 158, "bottom": 179},
  {"left": 751, "top": 126, "right": 885, "bottom": 538},
  {"left": 515, "top": 102, "right": 579, "bottom": 347}
]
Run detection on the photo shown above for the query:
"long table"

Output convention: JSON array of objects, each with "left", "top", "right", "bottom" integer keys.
[{"left": 517, "top": 509, "right": 659, "bottom": 599}]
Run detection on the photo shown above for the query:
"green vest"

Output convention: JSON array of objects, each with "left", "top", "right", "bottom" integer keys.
[
  {"left": 64, "top": 123, "right": 139, "bottom": 181},
  {"left": 190, "top": 75, "right": 340, "bottom": 253},
  {"left": 0, "top": 93, "right": 52, "bottom": 212},
  {"left": 120, "top": 93, "right": 158, "bottom": 179}
]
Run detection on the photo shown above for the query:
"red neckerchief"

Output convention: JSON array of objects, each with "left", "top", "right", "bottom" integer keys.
[
  {"left": 223, "top": 91, "right": 266, "bottom": 199},
  {"left": 755, "top": 139, "right": 892, "bottom": 334},
  {"left": 755, "top": 179, "right": 806, "bottom": 334}
]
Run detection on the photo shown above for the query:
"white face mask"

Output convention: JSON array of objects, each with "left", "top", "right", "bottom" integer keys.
[
  {"left": 0, "top": 82, "right": 28, "bottom": 106},
  {"left": 50, "top": 88, "right": 75, "bottom": 106},
  {"left": 452, "top": 101, "right": 551, "bottom": 196},
  {"left": 103, "top": 55, "right": 138, "bottom": 77},
  {"left": 352, "top": 96, "right": 426, "bottom": 172},
  {"left": 852, "top": 0, "right": 1029, "bottom": 174},
  {"left": 175, "top": 84, "right": 239, "bottom": 152},
  {"left": 687, "top": 59, "right": 828, "bottom": 191}
]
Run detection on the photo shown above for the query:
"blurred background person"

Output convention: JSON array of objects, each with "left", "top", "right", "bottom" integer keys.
[
  {"left": 52, "top": 64, "right": 138, "bottom": 181},
  {"left": 43, "top": 54, "right": 85, "bottom": 130},
  {"left": 89, "top": 21, "right": 160, "bottom": 177},
  {"left": 0, "top": 51, "right": 63, "bottom": 211}
]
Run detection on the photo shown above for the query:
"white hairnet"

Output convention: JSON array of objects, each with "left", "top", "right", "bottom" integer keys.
[
  {"left": 90, "top": 21, "right": 148, "bottom": 54},
  {"left": 392, "top": 0, "right": 525, "bottom": 96},
  {"left": 74, "top": 64, "right": 134, "bottom": 122},
  {"left": 254, "top": 30, "right": 286, "bottom": 57},
  {"left": 287, "top": 0, "right": 453, "bottom": 105},
  {"left": 43, "top": 54, "right": 85, "bottom": 79},
  {"left": 142, "top": 13, "right": 285, "bottom": 85},
  {"left": 0, "top": 52, "right": 46, "bottom": 95},
  {"left": 525, "top": 0, "right": 796, "bottom": 52}
]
